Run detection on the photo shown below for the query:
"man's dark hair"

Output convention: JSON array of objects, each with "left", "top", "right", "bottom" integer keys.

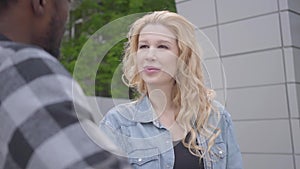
[
  {"left": 0, "top": 0, "right": 17, "bottom": 9},
  {"left": 0, "top": 0, "right": 18, "bottom": 14},
  {"left": 0, "top": 0, "right": 8, "bottom": 5}
]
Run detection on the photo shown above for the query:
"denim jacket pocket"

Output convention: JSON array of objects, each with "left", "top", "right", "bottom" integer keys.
[
  {"left": 128, "top": 148, "right": 160, "bottom": 169},
  {"left": 211, "top": 141, "right": 226, "bottom": 161}
]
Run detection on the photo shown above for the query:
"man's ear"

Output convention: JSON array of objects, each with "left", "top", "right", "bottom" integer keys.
[{"left": 31, "top": 0, "right": 47, "bottom": 16}]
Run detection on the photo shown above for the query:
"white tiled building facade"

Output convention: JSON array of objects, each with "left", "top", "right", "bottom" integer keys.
[{"left": 176, "top": 0, "right": 300, "bottom": 168}]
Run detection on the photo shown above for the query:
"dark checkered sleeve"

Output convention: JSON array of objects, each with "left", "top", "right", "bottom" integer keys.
[{"left": 0, "top": 42, "right": 131, "bottom": 169}]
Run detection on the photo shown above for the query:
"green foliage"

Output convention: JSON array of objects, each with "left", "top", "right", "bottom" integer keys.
[{"left": 60, "top": 0, "right": 176, "bottom": 98}]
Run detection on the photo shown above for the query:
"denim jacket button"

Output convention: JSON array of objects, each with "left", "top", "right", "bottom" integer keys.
[
  {"left": 219, "top": 150, "right": 223, "bottom": 155},
  {"left": 138, "top": 158, "right": 142, "bottom": 162}
]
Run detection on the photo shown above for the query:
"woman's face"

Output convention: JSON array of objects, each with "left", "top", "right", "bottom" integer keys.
[{"left": 136, "top": 24, "right": 179, "bottom": 87}]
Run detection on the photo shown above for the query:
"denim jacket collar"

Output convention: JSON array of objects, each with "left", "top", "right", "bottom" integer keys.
[{"left": 116, "top": 96, "right": 160, "bottom": 125}]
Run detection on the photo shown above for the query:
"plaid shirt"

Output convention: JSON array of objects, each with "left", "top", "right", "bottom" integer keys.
[{"left": 0, "top": 34, "right": 131, "bottom": 169}]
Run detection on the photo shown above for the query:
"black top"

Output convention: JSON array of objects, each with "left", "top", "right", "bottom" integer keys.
[{"left": 173, "top": 141, "right": 204, "bottom": 169}]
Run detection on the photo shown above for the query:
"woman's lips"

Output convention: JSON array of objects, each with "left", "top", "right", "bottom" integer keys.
[{"left": 143, "top": 66, "right": 160, "bottom": 73}]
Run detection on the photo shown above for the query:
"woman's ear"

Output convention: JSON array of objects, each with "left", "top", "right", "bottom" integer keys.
[{"left": 31, "top": 0, "right": 47, "bottom": 16}]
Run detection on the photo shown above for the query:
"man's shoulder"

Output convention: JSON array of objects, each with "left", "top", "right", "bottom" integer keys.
[
  {"left": 1, "top": 41, "right": 58, "bottom": 65},
  {"left": 0, "top": 40, "right": 75, "bottom": 113},
  {"left": 0, "top": 41, "right": 70, "bottom": 78},
  {"left": 0, "top": 40, "right": 41, "bottom": 52}
]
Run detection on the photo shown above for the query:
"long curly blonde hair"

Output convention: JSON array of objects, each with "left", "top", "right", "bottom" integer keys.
[{"left": 122, "top": 11, "right": 220, "bottom": 159}]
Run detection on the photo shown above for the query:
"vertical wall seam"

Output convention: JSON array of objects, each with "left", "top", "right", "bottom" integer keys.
[
  {"left": 277, "top": 0, "right": 296, "bottom": 168},
  {"left": 213, "top": 0, "right": 228, "bottom": 107}
]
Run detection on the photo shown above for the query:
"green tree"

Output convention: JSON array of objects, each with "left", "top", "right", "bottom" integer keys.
[{"left": 61, "top": 0, "right": 176, "bottom": 98}]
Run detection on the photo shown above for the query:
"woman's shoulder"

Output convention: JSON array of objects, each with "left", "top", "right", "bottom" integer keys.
[
  {"left": 211, "top": 100, "right": 234, "bottom": 128},
  {"left": 102, "top": 100, "right": 138, "bottom": 125}
]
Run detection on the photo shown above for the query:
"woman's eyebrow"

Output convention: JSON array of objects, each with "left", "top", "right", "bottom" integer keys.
[
  {"left": 138, "top": 40, "right": 173, "bottom": 44},
  {"left": 157, "top": 40, "right": 173, "bottom": 44},
  {"left": 138, "top": 40, "right": 148, "bottom": 43}
]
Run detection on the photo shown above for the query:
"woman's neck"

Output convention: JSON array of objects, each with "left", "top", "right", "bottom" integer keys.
[
  {"left": 147, "top": 85, "right": 173, "bottom": 112},
  {"left": 147, "top": 84, "right": 177, "bottom": 126},
  {"left": 147, "top": 85, "right": 186, "bottom": 141}
]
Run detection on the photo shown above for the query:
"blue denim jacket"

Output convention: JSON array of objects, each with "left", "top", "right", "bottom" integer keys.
[{"left": 99, "top": 96, "right": 243, "bottom": 169}]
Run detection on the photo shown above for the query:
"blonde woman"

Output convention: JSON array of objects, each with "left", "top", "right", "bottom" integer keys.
[{"left": 99, "top": 11, "right": 242, "bottom": 169}]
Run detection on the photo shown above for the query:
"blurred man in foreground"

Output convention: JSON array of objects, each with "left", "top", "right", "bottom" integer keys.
[{"left": 0, "top": 0, "right": 130, "bottom": 168}]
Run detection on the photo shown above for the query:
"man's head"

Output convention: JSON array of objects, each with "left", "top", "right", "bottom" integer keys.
[
  {"left": 0, "top": 0, "right": 73, "bottom": 58},
  {"left": 0, "top": 0, "right": 13, "bottom": 9}
]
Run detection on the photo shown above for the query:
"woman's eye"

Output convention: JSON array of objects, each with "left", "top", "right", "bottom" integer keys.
[
  {"left": 158, "top": 45, "right": 169, "bottom": 49},
  {"left": 139, "top": 45, "right": 149, "bottom": 49}
]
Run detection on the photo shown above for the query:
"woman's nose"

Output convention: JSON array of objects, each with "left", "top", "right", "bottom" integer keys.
[{"left": 145, "top": 48, "right": 156, "bottom": 61}]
